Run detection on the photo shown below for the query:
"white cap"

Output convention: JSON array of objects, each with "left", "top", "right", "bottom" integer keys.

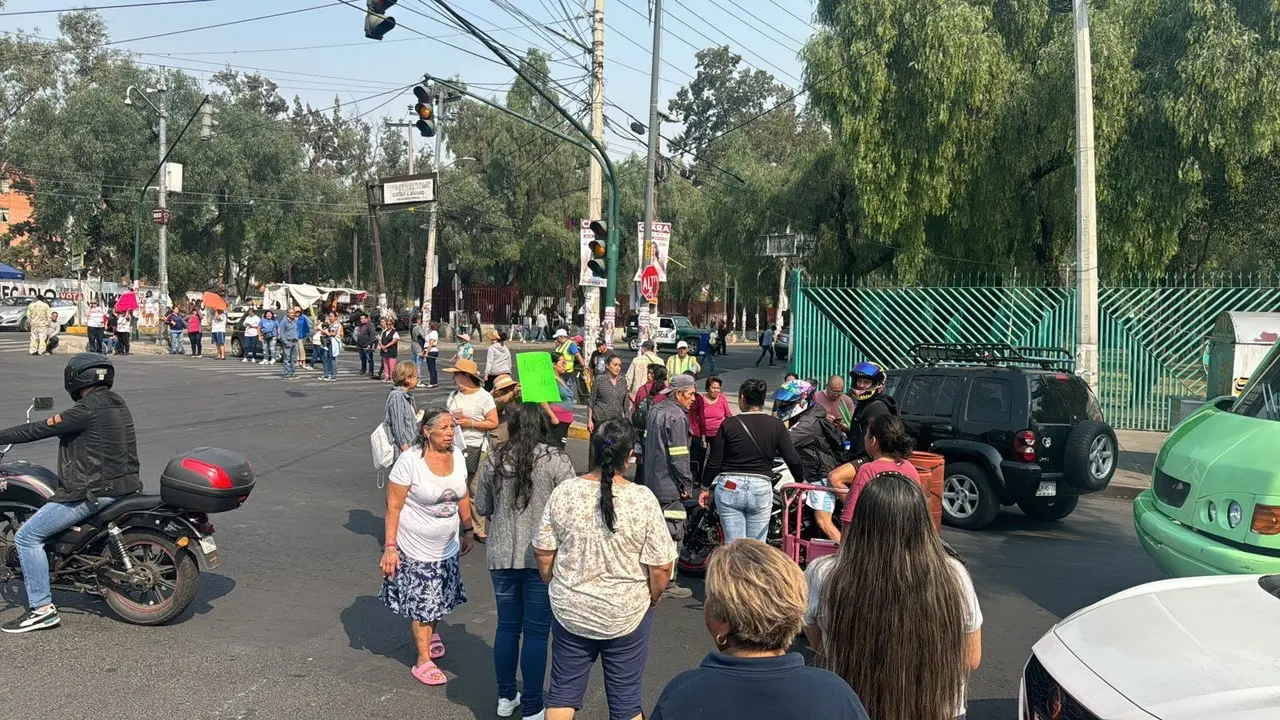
[
  {"left": 676, "top": 340, "right": 689, "bottom": 349},
  {"left": 554, "top": 328, "right": 568, "bottom": 338}
]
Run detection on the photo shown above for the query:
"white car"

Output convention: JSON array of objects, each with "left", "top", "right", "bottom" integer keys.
[
  {"left": 1019, "top": 574, "right": 1280, "bottom": 719},
  {"left": 0, "top": 297, "right": 76, "bottom": 331}
]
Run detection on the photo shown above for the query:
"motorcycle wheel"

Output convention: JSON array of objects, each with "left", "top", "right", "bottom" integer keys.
[
  {"left": 101, "top": 530, "right": 200, "bottom": 626},
  {"left": 677, "top": 517, "right": 722, "bottom": 578}
]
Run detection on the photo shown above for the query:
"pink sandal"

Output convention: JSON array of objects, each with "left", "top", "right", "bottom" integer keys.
[
  {"left": 411, "top": 661, "right": 447, "bottom": 686},
  {"left": 429, "top": 633, "right": 446, "bottom": 660}
]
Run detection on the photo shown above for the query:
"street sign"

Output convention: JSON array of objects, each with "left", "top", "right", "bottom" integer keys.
[
  {"left": 378, "top": 173, "right": 437, "bottom": 207},
  {"left": 151, "top": 208, "right": 171, "bottom": 225},
  {"left": 640, "top": 265, "right": 660, "bottom": 304}
]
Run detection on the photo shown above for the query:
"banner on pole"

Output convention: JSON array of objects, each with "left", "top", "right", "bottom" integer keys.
[{"left": 633, "top": 221, "right": 671, "bottom": 281}]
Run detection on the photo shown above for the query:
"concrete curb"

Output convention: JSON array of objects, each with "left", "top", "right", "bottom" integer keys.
[{"left": 1097, "top": 482, "right": 1147, "bottom": 503}]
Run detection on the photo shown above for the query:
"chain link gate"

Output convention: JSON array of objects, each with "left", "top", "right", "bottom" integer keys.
[{"left": 790, "top": 272, "right": 1280, "bottom": 431}]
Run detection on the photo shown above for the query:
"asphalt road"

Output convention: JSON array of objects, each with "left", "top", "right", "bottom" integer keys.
[{"left": 0, "top": 336, "right": 1164, "bottom": 719}]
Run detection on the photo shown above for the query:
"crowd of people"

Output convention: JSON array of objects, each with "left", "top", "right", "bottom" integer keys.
[{"left": 370, "top": 331, "right": 984, "bottom": 720}]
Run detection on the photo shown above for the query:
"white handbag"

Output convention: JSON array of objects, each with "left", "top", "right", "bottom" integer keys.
[{"left": 370, "top": 423, "right": 394, "bottom": 470}]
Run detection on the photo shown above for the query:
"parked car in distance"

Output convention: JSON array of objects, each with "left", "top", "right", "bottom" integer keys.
[
  {"left": 885, "top": 343, "right": 1117, "bottom": 530},
  {"left": 1020, "top": 573, "right": 1280, "bottom": 719},
  {"left": 774, "top": 326, "right": 790, "bottom": 361},
  {"left": 0, "top": 297, "right": 77, "bottom": 332},
  {"left": 1135, "top": 340, "right": 1280, "bottom": 577},
  {"left": 624, "top": 313, "right": 701, "bottom": 351}
]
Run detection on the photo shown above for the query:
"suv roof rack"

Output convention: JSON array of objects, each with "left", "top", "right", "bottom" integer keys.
[{"left": 910, "top": 342, "right": 1076, "bottom": 371}]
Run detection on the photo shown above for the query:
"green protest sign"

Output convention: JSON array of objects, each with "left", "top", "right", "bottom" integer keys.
[{"left": 516, "top": 352, "right": 562, "bottom": 404}]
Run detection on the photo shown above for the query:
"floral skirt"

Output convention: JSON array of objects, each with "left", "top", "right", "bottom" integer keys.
[{"left": 380, "top": 552, "right": 468, "bottom": 623}]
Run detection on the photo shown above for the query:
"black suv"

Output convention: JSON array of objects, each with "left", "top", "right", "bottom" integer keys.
[{"left": 885, "top": 343, "right": 1117, "bottom": 530}]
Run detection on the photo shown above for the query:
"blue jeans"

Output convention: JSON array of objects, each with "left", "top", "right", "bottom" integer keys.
[
  {"left": 714, "top": 474, "right": 774, "bottom": 543},
  {"left": 16, "top": 497, "right": 115, "bottom": 608},
  {"left": 282, "top": 342, "right": 298, "bottom": 377},
  {"left": 699, "top": 351, "right": 716, "bottom": 375},
  {"left": 243, "top": 335, "right": 260, "bottom": 359},
  {"left": 322, "top": 346, "right": 338, "bottom": 378},
  {"left": 359, "top": 347, "right": 375, "bottom": 374},
  {"left": 491, "top": 569, "right": 552, "bottom": 716},
  {"left": 168, "top": 331, "right": 183, "bottom": 354}
]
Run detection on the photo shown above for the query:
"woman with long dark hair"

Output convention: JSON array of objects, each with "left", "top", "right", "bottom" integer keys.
[
  {"left": 534, "top": 421, "right": 676, "bottom": 720},
  {"left": 804, "top": 474, "right": 982, "bottom": 719},
  {"left": 475, "top": 404, "right": 576, "bottom": 719}
]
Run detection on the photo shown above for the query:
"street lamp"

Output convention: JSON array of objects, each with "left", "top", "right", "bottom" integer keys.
[{"left": 438, "top": 155, "right": 476, "bottom": 171}]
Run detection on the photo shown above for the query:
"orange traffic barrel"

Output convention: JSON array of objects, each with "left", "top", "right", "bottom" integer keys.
[{"left": 910, "top": 451, "right": 945, "bottom": 532}]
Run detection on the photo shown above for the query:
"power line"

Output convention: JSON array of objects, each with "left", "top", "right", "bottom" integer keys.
[
  {"left": 763, "top": 0, "right": 817, "bottom": 29},
  {"left": 705, "top": 0, "right": 806, "bottom": 51},
  {"left": 0, "top": 0, "right": 222, "bottom": 15},
  {"left": 661, "top": 0, "right": 804, "bottom": 85}
]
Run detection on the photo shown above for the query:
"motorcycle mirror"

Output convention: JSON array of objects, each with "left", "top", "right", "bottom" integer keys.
[{"left": 33, "top": 397, "right": 53, "bottom": 411}]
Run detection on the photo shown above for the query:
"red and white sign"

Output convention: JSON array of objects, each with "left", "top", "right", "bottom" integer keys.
[
  {"left": 151, "top": 207, "right": 171, "bottom": 225},
  {"left": 633, "top": 221, "right": 671, "bottom": 281},
  {"left": 640, "top": 265, "right": 660, "bottom": 304}
]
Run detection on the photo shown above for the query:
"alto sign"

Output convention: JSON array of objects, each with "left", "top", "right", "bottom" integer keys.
[{"left": 640, "top": 265, "right": 660, "bottom": 304}]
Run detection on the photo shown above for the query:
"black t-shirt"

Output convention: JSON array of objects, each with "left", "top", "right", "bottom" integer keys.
[
  {"left": 703, "top": 411, "right": 804, "bottom": 487},
  {"left": 650, "top": 652, "right": 869, "bottom": 720}
]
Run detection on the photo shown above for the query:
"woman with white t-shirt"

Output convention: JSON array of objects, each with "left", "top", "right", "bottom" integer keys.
[
  {"left": 211, "top": 309, "right": 228, "bottom": 360},
  {"left": 804, "top": 473, "right": 982, "bottom": 720},
  {"left": 114, "top": 309, "right": 132, "bottom": 355},
  {"left": 424, "top": 320, "right": 441, "bottom": 388},
  {"left": 380, "top": 407, "right": 476, "bottom": 686},
  {"left": 445, "top": 358, "right": 499, "bottom": 541}
]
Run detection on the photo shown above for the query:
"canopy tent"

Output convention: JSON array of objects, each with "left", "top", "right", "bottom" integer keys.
[
  {"left": 0, "top": 261, "right": 25, "bottom": 280},
  {"left": 261, "top": 283, "right": 368, "bottom": 312}
]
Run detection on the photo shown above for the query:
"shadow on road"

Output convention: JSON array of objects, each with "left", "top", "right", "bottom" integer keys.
[
  {"left": 341, "top": 594, "right": 418, "bottom": 667},
  {"left": 345, "top": 509, "right": 385, "bottom": 550},
  {"left": 968, "top": 697, "right": 1018, "bottom": 720}
]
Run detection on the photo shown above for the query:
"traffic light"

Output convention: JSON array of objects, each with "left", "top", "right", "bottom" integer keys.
[
  {"left": 364, "top": 0, "right": 397, "bottom": 40},
  {"left": 587, "top": 220, "right": 607, "bottom": 278},
  {"left": 413, "top": 85, "right": 436, "bottom": 137},
  {"left": 199, "top": 101, "right": 218, "bottom": 141}
]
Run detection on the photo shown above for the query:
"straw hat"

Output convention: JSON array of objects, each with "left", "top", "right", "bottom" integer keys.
[
  {"left": 491, "top": 374, "right": 519, "bottom": 394},
  {"left": 443, "top": 357, "right": 482, "bottom": 382}
]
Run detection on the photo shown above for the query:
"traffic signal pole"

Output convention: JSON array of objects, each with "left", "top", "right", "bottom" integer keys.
[
  {"left": 427, "top": 0, "right": 621, "bottom": 310},
  {"left": 583, "top": 0, "right": 605, "bottom": 344}
]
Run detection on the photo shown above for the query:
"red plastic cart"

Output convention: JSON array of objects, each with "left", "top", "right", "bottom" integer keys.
[{"left": 778, "top": 482, "right": 843, "bottom": 568}]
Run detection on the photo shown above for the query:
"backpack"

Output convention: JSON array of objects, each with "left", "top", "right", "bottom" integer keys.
[
  {"left": 370, "top": 423, "right": 394, "bottom": 470},
  {"left": 631, "top": 395, "right": 655, "bottom": 431}
]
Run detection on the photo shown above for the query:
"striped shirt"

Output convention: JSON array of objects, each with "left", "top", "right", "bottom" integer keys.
[{"left": 384, "top": 388, "right": 418, "bottom": 454}]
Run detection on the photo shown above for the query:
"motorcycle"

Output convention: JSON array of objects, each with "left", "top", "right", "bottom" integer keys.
[
  {"left": 677, "top": 462, "right": 824, "bottom": 577},
  {"left": 0, "top": 397, "right": 255, "bottom": 626}
]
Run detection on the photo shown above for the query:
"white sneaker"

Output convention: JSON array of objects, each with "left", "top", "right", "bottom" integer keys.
[
  {"left": 242, "top": 358, "right": 248, "bottom": 363},
  {"left": 497, "top": 693, "right": 521, "bottom": 718},
  {"left": 524, "top": 710, "right": 544, "bottom": 720}
]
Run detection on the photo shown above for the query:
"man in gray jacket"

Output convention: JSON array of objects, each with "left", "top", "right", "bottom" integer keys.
[{"left": 643, "top": 373, "right": 698, "bottom": 599}]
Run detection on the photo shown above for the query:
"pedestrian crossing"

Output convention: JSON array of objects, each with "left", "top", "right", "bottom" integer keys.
[{"left": 0, "top": 334, "right": 39, "bottom": 354}]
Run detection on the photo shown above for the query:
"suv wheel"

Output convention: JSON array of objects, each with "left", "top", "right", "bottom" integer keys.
[
  {"left": 1017, "top": 496, "right": 1080, "bottom": 521},
  {"left": 230, "top": 337, "right": 243, "bottom": 358},
  {"left": 628, "top": 336, "right": 640, "bottom": 352},
  {"left": 942, "top": 462, "right": 1000, "bottom": 530},
  {"left": 1064, "top": 420, "right": 1117, "bottom": 491}
]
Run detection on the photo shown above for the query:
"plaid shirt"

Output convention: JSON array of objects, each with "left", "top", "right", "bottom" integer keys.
[{"left": 589, "top": 372, "right": 630, "bottom": 424}]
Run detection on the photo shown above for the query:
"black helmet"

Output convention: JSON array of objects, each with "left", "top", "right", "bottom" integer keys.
[{"left": 65, "top": 352, "right": 115, "bottom": 400}]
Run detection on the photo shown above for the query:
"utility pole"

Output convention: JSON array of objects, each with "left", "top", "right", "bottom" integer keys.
[
  {"left": 583, "top": 0, "right": 605, "bottom": 343},
  {"left": 352, "top": 229, "right": 358, "bottom": 286},
  {"left": 156, "top": 68, "right": 170, "bottom": 307},
  {"left": 423, "top": 90, "right": 444, "bottom": 322},
  {"left": 641, "top": 0, "right": 664, "bottom": 340},
  {"left": 1072, "top": 0, "right": 1099, "bottom": 392},
  {"left": 366, "top": 182, "right": 387, "bottom": 308}
]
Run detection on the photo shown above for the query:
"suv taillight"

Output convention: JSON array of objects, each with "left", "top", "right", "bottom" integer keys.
[{"left": 1015, "top": 430, "right": 1037, "bottom": 462}]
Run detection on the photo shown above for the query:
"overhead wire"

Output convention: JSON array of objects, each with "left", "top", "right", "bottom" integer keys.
[
  {"left": 0, "top": 0, "right": 222, "bottom": 15},
  {"left": 658, "top": 0, "right": 804, "bottom": 85},
  {"left": 703, "top": 0, "right": 806, "bottom": 52}
]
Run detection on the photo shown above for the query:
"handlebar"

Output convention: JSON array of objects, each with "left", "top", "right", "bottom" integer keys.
[{"left": 1, "top": 401, "right": 39, "bottom": 458}]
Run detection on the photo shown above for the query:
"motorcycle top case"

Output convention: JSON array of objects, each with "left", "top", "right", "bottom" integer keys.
[{"left": 159, "top": 447, "right": 255, "bottom": 513}]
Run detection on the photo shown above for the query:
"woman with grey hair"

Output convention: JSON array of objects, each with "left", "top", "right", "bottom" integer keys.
[{"left": 385, "top": 360, "right": 420, "bottom": 457}]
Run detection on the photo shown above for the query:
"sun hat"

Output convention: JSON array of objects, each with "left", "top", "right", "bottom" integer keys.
[
  {"left": 491, "top": 374, "right": 519, "bottom": 394},
  {"left": 442, "top": 357, "right": 482, "bottom": 382},
  {"left": 457, "top": 333, "right": 471, "bottom": 342}
]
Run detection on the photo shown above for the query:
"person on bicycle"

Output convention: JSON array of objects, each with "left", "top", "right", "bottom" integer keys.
[
  {"left": 848, "top": 361, "right": 897, "bottom": 458},
  {"left": 0, "top": 353, "right": 141, "bottom": 633}
]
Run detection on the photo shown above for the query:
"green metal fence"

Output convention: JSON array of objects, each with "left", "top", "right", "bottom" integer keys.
[{"left": 790, "top": 272, "right": 1280, "bottom": 431}]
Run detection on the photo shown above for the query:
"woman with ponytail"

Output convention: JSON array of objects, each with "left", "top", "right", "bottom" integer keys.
[
  {"left": 534, "top": 421, "right": 677, "bottom": 720},
  {"left": 475, "top": 403, "right": 575, "bottom": 719}
]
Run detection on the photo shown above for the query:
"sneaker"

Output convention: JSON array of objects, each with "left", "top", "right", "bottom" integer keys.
[
  {"left": 1, "top": 605, "right": 60, "bottom": 634},
  {"left": 662, "top": 584, "right": 693, "bottom": 600},
  {"left": 497, "top": 693, "right": 521, "bottom": 718},
  {"left": 242, "top": 358, "right": 248, "bottom": 363}
]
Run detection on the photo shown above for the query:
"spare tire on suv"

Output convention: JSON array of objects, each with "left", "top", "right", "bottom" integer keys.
[{"left": 1063, "top": 419, "right": 1118, "bottom": 491}]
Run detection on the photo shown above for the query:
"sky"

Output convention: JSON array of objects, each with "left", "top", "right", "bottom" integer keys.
[{"left": 0, "top": 0, "right": 815, "bottom": 161}]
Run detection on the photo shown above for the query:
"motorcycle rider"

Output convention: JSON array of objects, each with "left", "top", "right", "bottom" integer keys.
[
  {"left": 0, "top": 353, "right": 141, "bottom": 633},
  {"left": 848, "top": 361, "right": 897, "bottom": 459}
]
